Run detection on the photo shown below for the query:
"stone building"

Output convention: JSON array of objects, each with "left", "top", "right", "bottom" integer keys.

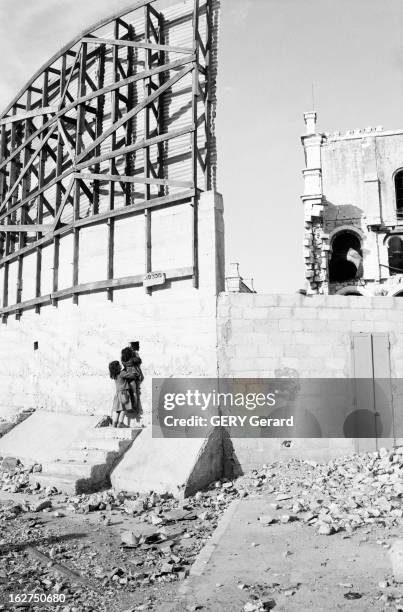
[{"left": 301, "top": 112, "right": 403, "bottom": 296}]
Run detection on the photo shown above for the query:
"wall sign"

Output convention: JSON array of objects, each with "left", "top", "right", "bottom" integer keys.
[{"left": 143, "top": 272, "right": 166, "bottom": 288}]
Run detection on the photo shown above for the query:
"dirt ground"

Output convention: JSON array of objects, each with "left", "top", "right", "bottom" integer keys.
[
  {"left": 158, "top": 497, "right": 402, "bottom": 612},
  {"left": 0, "top": 449, "right": 402, "bottom": 612}
]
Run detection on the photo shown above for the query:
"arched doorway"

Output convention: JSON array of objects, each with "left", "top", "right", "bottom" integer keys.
[
  {"left": 329, "top": 231, "right": 363, "bottom": 282},
  {"left": 387, "top": 236, "right": 403, "bottom": 275}
]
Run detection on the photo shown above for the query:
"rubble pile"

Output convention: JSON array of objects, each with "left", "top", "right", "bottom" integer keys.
[
  {"left": 0, "top": 448, "right": 402, "bottom": 610},
  {"left": 0, "top": 470, "right": 238, "bottom": 611},
  {"left": 237, "top": 447, "right": 403, "bottom": 535},
  {"left": 0, "top": 456, "right": 42, "bottom": 494}
]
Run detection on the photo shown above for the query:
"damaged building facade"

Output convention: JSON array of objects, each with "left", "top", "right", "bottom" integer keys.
[{"left": 302, "top": 112, "right": 403, "bottom": 296}]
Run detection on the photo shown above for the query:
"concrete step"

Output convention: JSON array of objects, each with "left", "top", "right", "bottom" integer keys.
[
  {"left": 30, "top": 427, "right": 144, "bottom": 495},
  {"left": 41, "top": 461, "right": 94, "bottom": 478},
  {"left": 56, "top": 448, "right": 119, "bottom": 464},
  {"left": 88, "top": 427, "right": 142, "bottom": 441},
  {"left": 77, "top": 438, "right": 132, "bottom": 453},
  {"left": 30, "top": 472, "right": 82, "bottom": 495}
]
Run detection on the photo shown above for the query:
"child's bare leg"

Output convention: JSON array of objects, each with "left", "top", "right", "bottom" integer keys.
[{"left": 118, "top": 411, "right": 126, "bottom": 427}]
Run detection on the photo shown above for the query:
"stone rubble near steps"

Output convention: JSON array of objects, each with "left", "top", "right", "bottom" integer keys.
[
  {"left": 0, "top": 473, "right": 239, "bottom": 611},
  {"left": 0, "top": 448, "right": 402, "bottom": 610},
  {"left": 0, "top": 456, "right": 43, "bottom": 495}
]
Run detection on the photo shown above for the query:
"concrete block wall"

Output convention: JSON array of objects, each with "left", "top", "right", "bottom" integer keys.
[
  {"left": 218, "top": 293, "right": 403, "bottom": 378},
  {"left": 217, "top": 292, "right": 403, "bottom": 469}
]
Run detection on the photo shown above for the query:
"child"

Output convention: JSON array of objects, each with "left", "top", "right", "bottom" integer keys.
[
  {"left": 121, "top": 342, "right": 144, "bottom": 418},
  {"left": 108, "top": 361, "right": 137, "bottom": 428}
]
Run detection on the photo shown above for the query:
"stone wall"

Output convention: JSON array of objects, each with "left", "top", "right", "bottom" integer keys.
[
  {"left": 218, "top": 293, "right": 403, "bottom": 378},
  {"left": 217, "top": 292, "right": 403, "bottom": 469}
]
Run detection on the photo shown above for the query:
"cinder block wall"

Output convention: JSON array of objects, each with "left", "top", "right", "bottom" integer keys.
[
  {"left": 218, "top": 293, "right": 403, "bottom": 377},
  {"left": 217, "top": 292, "right": 403, "bottom": 469}
]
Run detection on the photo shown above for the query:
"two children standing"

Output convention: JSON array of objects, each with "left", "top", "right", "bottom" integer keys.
[{"left": 108, "top": 341, "right": 144, "bottom": 428}]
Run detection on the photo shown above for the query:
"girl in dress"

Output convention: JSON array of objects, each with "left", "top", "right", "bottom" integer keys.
[{"left": 108, "top": 361, "right": 137, "bottom": 427}]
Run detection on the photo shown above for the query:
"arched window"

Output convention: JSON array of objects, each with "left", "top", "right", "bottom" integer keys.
[
  {"left": 395, "top": 170, "right": 403, "bottom": 220},
  {"left": 329, "top": 232, "right": 363, "bottom": 282},
  {"left": 388, "top": 236, "right": 403, "bottom": 275}
]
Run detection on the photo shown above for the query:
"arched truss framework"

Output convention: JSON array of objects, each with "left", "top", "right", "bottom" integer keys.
[{"left": 0, "top": 0, "right": 218, "bottom": 320}]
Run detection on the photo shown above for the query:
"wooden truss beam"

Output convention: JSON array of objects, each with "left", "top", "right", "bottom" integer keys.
[
  {"left": 82, "top": 36, "right": 193, "bottom": 55},
  {"left": 0, "top": 0, "right": 215, "bottom": 319}
]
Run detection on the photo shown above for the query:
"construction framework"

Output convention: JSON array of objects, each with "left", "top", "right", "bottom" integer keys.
[{"left": 0, "top": 0, "right": 218, "bottom": 320}]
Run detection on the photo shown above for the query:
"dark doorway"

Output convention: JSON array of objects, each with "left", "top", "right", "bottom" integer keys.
[
  {"left": 388, "top": 236, "right": 403, "bottom": 275},
  {"left": 329, "top": 232, "right": 363, "bottom": 282}
]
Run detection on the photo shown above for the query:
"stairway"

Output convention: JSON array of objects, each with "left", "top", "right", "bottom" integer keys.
[{"left": 30, "top": 426, "right": 142, "bottom": 495}]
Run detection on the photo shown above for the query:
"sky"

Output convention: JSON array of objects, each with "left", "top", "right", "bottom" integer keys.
[{"left": 0, "top": 0, "right": 402, "bottom": 293}]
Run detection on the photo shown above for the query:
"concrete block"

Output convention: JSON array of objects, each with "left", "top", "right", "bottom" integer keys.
[
  {"left": 269, "top": 307, "right": 293, "bottom": 320},
  {"left": 257, "top": 344, "right": 281, "bottom": 358},
  {"left": 301, "top": 319, "right": 328, "bottom": 332},
  {"left": 351, "top": 320, "right": 374, "bottom": 333},
  {"left": 278, "top": 319, "right": 304, "bottom": 332},
  {"left": 322, "top": 320, "right": 351, "bottom": 332},
  {"left": 281, "top": 358, "right": 301, "bottom": 370},
  {"left": 294, "top": 307, "right": 318, "bottom": 319},
  {"left": 308, "top": 344, "right": 332, "bottom": 358},
  {"left": 255, "top": 357, "right": 282, "bottom": 371},
  {"left": 325, "top": 357, "right": 346, "bottom": 371},
  {"left": 277, "top": 294, "right": 303, "bottom": 307},
  {"left": 283, "top": 344, "right": 311, "bottom": 358},
  {"left": 324, "top": 295, "right": 350, "bottom": 307},
  {"left": 111, "top": 426, "right": 223, "bottom": 496},
  {"left": 294, "top": 332, "right": 323, "bottom": 345},
  {"left": 363, "top": 309, "right": 391, "bottom": 321},
  {"left": 349, "top": 296, "right": 373, "bottom": 309},
  {"left": 302, "top": 295, "right": 327, "bottom": 307},
  {"left": 252, "top": 319, "right": 279, "bottom": 333},
  {"left": 243, "top": 307, "right": 269, "bottom": 320},
  {"left": 253, "top": 294, "right": 279, "bottom": 307},
  {"left": 318, "top": 309, "right": 342, "bottom": 320}
]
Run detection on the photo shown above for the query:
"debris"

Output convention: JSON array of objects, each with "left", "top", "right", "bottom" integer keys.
[
  {"left": 31, "top": 499, "right": 52, "bottom": 513},
  {"left": 276, "top": 493, "right": 292, "bottom": 501},
  {"left": 163, "top": 508, "right": 197, "bottom": 522},
  {"left": 344, "top": 592, "right": 362, "bottom": 600},
  {"left": 121, "top": 531, "right": 141, "bottom": 548},
  {"left": 259, "top": 515, "right": 275, "bottom": 525},
  {"left": 318, "top": 524, "right": 333, "bottom": 536}
]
